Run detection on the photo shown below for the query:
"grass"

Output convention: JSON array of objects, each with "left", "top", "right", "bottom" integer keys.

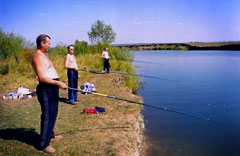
[{"left": 0, "top": 51, "right": 144, "bottom": 155}]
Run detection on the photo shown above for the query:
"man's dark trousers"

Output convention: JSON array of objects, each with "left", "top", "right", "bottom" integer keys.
[
  {"left": 67, "top": 69, "right": 78, "bottom": 103},
  {"left": 36, "top": 80, "right": 59, "bottom": 149},
  {"left": 103, "top": 58, "right": 110, "bottom": 73}
]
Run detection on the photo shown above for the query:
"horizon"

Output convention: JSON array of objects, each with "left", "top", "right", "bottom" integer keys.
[
  {"left": 1, "top": 0, "right": 239, "bottom": 46},
  {"left": 112, "top": 40, "right": 240, "bottom": 45}
]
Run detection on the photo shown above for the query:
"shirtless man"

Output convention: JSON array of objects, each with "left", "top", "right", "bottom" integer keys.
[
  {"left": 32, "top": 34, "right": 67, "bottom": 154},
  {"left": 64, "top": 45, "right": 79, "bottom": 104}
]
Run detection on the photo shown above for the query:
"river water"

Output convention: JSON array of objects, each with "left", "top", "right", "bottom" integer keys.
[{"left": 132, "top": 50, "right": 240, "bottom": 156}]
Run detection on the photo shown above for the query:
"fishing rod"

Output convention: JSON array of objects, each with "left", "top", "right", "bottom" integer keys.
[
  {"left": 68, "top": 87, "right": 233, "bottom": 128},
  {"left": 79, "top": 68, "right": 182, "bottom": 83},
  {"left": 112, "top": 58, "right": 164, "bottom": 65}
]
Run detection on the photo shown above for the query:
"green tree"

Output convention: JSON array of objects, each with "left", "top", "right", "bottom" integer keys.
[{"left": 88, "top": 20, "right": 116, "bottom": 44}]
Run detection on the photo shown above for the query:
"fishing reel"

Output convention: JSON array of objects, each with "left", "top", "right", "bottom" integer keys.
[{"left": 80, "top": 82, "right": 96, "bottom": 94}]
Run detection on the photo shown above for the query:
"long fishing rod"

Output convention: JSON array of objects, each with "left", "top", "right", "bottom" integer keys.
[
  {"left": 112, "top": 58, "right": 164, "bottom": 65},
  {"left": 68, "top": 87, "right": 233, "bottom": 128},
  {"left": 79, "top": 68, "right": 181, "bottom": 83}
]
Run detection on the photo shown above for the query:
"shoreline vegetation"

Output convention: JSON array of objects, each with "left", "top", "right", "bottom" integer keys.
[
  {"left": 0, "top": 31, "right": 146, "bottom": 155},
  {"left": 114, "top": 41, "right": 240, "bottom": 51}
]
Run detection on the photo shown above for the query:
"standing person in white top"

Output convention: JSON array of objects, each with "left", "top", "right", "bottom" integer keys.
[
  {"left": 65, "top": 45, "right": 79, "bottom": 105},
  {"left": 32, "top": 34, "right": 67, "bottom": 154},
  {"left": 102, "top": 47, "right": 111, "bottom": 73}
]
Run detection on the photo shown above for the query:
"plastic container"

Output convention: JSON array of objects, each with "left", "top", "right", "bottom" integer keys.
[{"left": 85, "top": 109, "right": 97, "bottom": 114}]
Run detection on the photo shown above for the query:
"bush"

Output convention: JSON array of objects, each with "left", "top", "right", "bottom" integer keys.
[
  {"left": 0, "top": 29, "right": 33, "bottom": 59},
  {"left": 48, "top": 43, "right": 67, "bottom": 56},
  {"left": 7, "top": 49, "right": 34, "bottom": 76},
  {"left": 74, "top": 40, "right": 88, "bottom": 55},
  {"left": 0, "top": 63, "right": 9, "bottom": 75}
]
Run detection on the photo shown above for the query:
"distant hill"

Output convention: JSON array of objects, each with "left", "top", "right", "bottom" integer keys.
[{"left": 113, "top": 41, "right": 240, "bottom": 51}]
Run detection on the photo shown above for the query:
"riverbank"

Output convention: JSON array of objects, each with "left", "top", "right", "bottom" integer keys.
[
  {"left": 114, "top": 41, "right": 240, "bottom": 51},
  {"left": 0, "top": 53, "right": 146, "bottom": 155}
]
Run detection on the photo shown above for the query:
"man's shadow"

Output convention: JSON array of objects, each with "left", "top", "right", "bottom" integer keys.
[{"left": 0, "top": 128, "right": 40, "bottom": 149}]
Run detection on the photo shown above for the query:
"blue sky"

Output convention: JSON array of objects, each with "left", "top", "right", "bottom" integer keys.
[{"left": 0, "top": 0, "right": 240, "bottom": 46}]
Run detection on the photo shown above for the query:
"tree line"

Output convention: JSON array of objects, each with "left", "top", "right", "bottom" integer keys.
[{"left": 0, "top": 20, "right": 116, "bottom": 59}]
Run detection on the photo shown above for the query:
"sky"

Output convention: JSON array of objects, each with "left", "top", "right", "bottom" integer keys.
[{"left": 0, "top": 0, "right": 240, "bottom": 46}]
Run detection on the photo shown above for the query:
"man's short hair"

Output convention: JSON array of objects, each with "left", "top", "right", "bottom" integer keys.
[
  {"left": 67, "top": 45, "right": 74, "bottom": 50},
  {"left": 36, "top": 34, "right": 51, "bottom": 48}
]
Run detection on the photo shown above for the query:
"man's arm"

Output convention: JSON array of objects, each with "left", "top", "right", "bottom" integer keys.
[{"left": 64, "top": 55, "right": 70, "bottom": 69}]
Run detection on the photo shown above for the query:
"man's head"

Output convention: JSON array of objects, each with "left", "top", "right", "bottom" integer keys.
[
  {"left": 67, "top": 45, "right": 74, "bottom": 54},
  {"left": 105, "top": 47, "right": 108, "bottom": 51},
  {"left": 36, "top": 34, "right": 51, "bottom": 51}
]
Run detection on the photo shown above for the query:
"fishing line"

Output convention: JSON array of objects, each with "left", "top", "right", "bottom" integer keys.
[
  {"left": 79, "top": 68, "right": 182, "bottom": 83},
  {"left": 68, "top": 87, "right": 235, "bottom": 129},
  {"left": 112, "top": 58, "right": 164, "bottom": 65}
]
